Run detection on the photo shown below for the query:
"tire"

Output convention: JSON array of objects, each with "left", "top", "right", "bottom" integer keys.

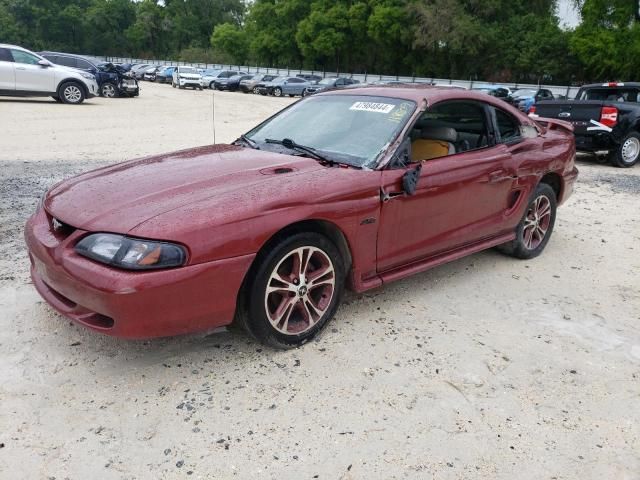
[
  {"left": 302, "top": 89, "right": 308, "bottom": 97},
  {"left": 172, "top": 82, "right": 176, "bottom": 88},
  {"left": 58, "top": 81, "right": 85, "bottom": 104},
  {"left": 273, "top": 87, "right": 282, "bottom": 97},
  {"left": 100, "top": 82, "right": 118, "bottom": 98},
  {"left": 209, "top": 81, "right": 215, "bottom": 89},
  {"left": 253, "top": 86, "right": 259, "bottom": 94},
  {"left": 236, "top": 232, "right": 345, "bottom": 349},
  {"left": 611, "top": 132, "right": 640, "bottom": 168},
  {"left": 497, "top": 183, "right": 557, "bottom": 259}
]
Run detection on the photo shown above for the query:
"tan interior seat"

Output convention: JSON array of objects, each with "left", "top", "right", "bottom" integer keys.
[{"left": 411, "top": 126, "right": 457, "bottom": 162}]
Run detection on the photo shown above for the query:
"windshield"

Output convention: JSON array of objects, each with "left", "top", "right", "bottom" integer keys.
[
  {"left": 247, "top": 95, "right": 416, "bottom": 168},
  {"left": 513, "top": 89, "right": 536, "bottom": 97},
  {"left": 319, "top": 78, "right": 336, "bottom": 85},
  {"left": 203, "top": 69, "right": 219, "bottom": 76},
  {"left": 180, "top": 67, "right": 197, "bottom": 74}
]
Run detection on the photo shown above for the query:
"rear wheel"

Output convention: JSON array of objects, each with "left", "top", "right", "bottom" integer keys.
[
  {"left": 252, "top": 86, "right": 259, "bottom": 94},
  {"left": 58, "top": 82, "right": 85, "bottom": 104},
  {"left": 611, "top": 132, "right": 640, "bottom": 167},
  {"left": 237, "top": 232, "right": 345, "bottom": 349},
  {"left": 497, "top": 183, "right": 557, "bottom": 259}
]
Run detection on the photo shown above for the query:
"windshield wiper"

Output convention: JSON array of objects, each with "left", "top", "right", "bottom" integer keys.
[
  {"left": 264, "top": 138, "right": 329, "bottom": 161},
  {"left": 265, "top": 138, "right": 362, "bottom": 169},
  {"left": 236, "top": 134, "right": 260, "bottom": 149}
]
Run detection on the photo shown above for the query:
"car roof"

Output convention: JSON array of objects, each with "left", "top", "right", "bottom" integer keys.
[
  {"left": 315, "top": 84, "right": 532, "bottom": 112},
  {"left": 580, "top": 82, "right": 640, "bottom": 88}
]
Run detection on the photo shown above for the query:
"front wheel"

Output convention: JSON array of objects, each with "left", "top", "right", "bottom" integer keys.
[
  {"left": 497, "top": 183, "right": 557, "bottom": 259},
  {"left": 252, "top": 86, "right": 259, "bottom": 94},
  {"left": 273, "top": 87, "right": 282, "bottom": 97},
  {"left": 237, "top": 233, "right": 345, "bottom": 349},
  {"left": 611, "top": 132, "right": 640, "bottom": 167},
  {"left": 100, "top": 82, "right": 118, "bottom": 98},
  {"left": 58, "top": 82, "right": 85, "bottom": 104}
]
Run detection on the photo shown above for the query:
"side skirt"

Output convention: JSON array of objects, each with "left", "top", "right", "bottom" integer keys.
[{"left": 358, "top": 232, "right": 516, "bottom": 291}]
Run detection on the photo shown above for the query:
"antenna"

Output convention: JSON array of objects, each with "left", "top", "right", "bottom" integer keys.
[{"left": 211, "top": 88, "right": 216, "bottom": 144}]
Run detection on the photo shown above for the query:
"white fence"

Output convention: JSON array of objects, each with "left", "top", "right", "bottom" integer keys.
[{"left": 99, "top": 55, "right": 581, "bottom": 99}]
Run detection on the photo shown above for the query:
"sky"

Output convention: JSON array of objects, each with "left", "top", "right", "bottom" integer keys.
[{"left": 557, "top": 0, "right": 580, "bottom": 28}]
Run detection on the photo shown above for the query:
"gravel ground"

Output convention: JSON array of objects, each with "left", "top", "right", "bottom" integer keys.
[{"left": 1, "top": 83, "right": 639, "bottom": 480}]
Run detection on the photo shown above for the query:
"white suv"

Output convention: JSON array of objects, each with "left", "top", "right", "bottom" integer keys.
[
  {"left": 171, "top": 66, "right": 203, "bottom": 90},
  {"left": 0, "top": 44, "right": 99, "bottom": 104}
]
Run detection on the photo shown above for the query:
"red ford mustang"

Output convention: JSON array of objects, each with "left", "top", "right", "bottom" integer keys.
[{"left": 25, "top": 85, "right": 578, "bottom": 348}]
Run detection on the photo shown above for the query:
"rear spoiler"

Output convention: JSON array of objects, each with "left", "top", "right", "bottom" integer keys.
[{"left": 530, "top": 115, "right": 574, "bottom": 134}]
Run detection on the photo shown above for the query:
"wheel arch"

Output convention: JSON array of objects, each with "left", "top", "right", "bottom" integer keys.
[{"left": 540, "top": 171, "right": 562, "bottom": 200}]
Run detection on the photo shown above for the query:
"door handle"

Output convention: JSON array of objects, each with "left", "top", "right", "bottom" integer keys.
[{"left": 15, "top": 67, "right": 26, "bottom": 70}]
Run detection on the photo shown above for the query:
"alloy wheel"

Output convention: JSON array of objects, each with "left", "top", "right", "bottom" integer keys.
[
  {"left": 264, "top": 246, "right": 335, "bottom": 336},
  {"left": 522, "top": 195, "right": 552, "bottom": 250},
  {"left": 101, "top": 84, "right": 116, "bottom": 98},
  {"left": 63, "top": 85, "right": 82, "bottom": 103}
]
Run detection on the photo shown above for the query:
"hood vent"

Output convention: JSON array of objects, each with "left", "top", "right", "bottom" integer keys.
[{"left": 260, "top": 166, "right": 295, "bottom": 175}]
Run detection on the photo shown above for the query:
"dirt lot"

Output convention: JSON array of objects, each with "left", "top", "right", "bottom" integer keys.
[{"left": 1, "top": 82, "right": 639, "bottom": 480}]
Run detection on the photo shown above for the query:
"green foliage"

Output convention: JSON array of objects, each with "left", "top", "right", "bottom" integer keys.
[
  {"left": 0, "top": 0, "right": 636, "bottom": 82},
  {"left": 210, "top": 22, "right": 248, "bottom": 64}
]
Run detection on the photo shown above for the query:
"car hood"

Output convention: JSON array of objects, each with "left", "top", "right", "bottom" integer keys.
[
  {"left": 179, "top": 73, "right": 201, "bottom": 79},
  {"left": 44, "top": 145, "right": 326, "bottom": 234}
]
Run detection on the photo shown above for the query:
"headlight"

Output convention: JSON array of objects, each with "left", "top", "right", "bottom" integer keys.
[
  {"left": 79, "top": 72, "right": 95, "bottom": 80},
  {"left": 75, "top": 233, "right": 187, "bottom": 270}
]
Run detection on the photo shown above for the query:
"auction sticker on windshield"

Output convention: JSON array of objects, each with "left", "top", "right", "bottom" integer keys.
[{"left": 349, "top": 102, "right": 396, "bottom": 114}]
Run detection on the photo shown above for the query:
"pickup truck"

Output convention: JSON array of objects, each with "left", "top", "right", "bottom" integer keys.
[{"left": 533, "top": 82, "right": 640, "bottom": 167}]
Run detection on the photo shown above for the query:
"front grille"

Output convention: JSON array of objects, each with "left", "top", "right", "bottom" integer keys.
[{"left": 48, "top": 215, "right": 75, "bottom": 238}]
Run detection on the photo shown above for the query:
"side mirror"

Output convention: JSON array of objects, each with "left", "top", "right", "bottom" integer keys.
[
  {"left": 402, "top": 164, "right": 422, "bottom": 196},
  {"left": 38, "top": 59, "right": 51, "bottom": 67}
]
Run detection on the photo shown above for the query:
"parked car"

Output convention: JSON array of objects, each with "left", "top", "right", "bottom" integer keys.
[
  {"left": 40, "top": 51, "right": 121, "bottom": 98},
  {"left": 171, "top": 66, "right": 203, "bottom": 90},
  {"left": 202, "top": 69, "right": 245, "bottom": 89},
  {"left": 95, "top": 62, "right": 139, "bottom": 97},
  {"left": 26, "top": 85, "right": 577, "bottom": 347},
  {"left": 257, "top": 76, "right": 312, "bottom": 97},
  {"left": 296, "top": 74, "right": 322, "bottom": 82},
  {"left": 130, "top": 64, "right": 153, "bottom": 80},
  {"left": 0, "top": 44, "right": 98, "bottom": 104},
  {"left": 143, "top": 66, "right": 162, "bottom": 82},
  {"left": 534, "top": 82, "right": 640, "bottom": 167},
  {"left": 472, "top": 85, "right": 511, "bottom": 99},
  {"left": 239, "top": 74, "right": 277, "bottom": 93},
  {"left": 507, "top": 88, "right": 554, "bottom": 113},
  {"left": 303, "top": 76, "right": 359, "bottom": 96},
  {"left": 156, "top": 66, "right": 176, "bottom": 84},
  {"left": 214, "top": 74, "right": 253, "bottom": 91}
]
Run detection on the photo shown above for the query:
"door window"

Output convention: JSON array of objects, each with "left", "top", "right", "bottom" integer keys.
[
  {"left": 76, "top": 59, "right": 94, "bottom": 71},
  {"left": 0, "top": 48, "right": 14, "bottom": 62},
  {"left": 493, "top": 108, "right": 522, "bottom": 144},
  {"left": 409, "top": 101, "right": 490, "bottom": 162},
  {"left": 10, "top": 49, "right": 41, "bottom": 65}
]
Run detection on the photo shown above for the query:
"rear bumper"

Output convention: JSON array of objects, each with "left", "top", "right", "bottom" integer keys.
[
  {"left": 25, "top": 208, "right": 255, "bottom": 339},
  {"left": 574, "top": 133, "right": 616, "bottom": 153}
]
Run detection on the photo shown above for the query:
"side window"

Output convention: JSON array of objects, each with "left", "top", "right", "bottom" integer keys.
[
  {"left": 0, "top": 48, "right": 13, "bottom": 62},
  {"left": 56, "top": 56, "right": 77, "bottom": 68},
  {"left": 10, "top": 49, "right": 41, "bottom": 65},
  {"left": 289, "top": 78, "right": 303, "bottom": 83},
  {"left": 76, "top": 59, "right": 93, "bottom": 70},
  {"left": 494, "top": 108, "right": 522, "bottom": 144},
  {"left": 409, "top": 101, "right": 490, "bottom": 162}
]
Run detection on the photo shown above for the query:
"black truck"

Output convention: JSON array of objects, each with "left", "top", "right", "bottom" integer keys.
[{"left": 534, "top": 82, "right": 640, "bottom": 167}]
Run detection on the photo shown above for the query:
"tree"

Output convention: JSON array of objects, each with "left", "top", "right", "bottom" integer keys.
[{"left": 210, "top": 22, "right": 248, "bottom": 64}]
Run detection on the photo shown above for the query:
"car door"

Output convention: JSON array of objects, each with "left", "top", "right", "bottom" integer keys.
[
  {"left": 0, "top": 47, "right": 15, "bottom": 91},
  {"left": 376, "top": 100, "right": 518, "bottom": 272},
  {"left": 10, "top": 48, "right": 55, "bottom": 93}
]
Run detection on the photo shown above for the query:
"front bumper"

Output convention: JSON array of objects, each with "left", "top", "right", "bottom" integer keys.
[
  {"left": 25, "top": 208, "right": 255, "bottom": 339},
  {"left": 179, "top": 78, "right": 202, "bottom": 87},
  {"left": 86, "top": 80, "right": 99, "bottom": 98}
]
